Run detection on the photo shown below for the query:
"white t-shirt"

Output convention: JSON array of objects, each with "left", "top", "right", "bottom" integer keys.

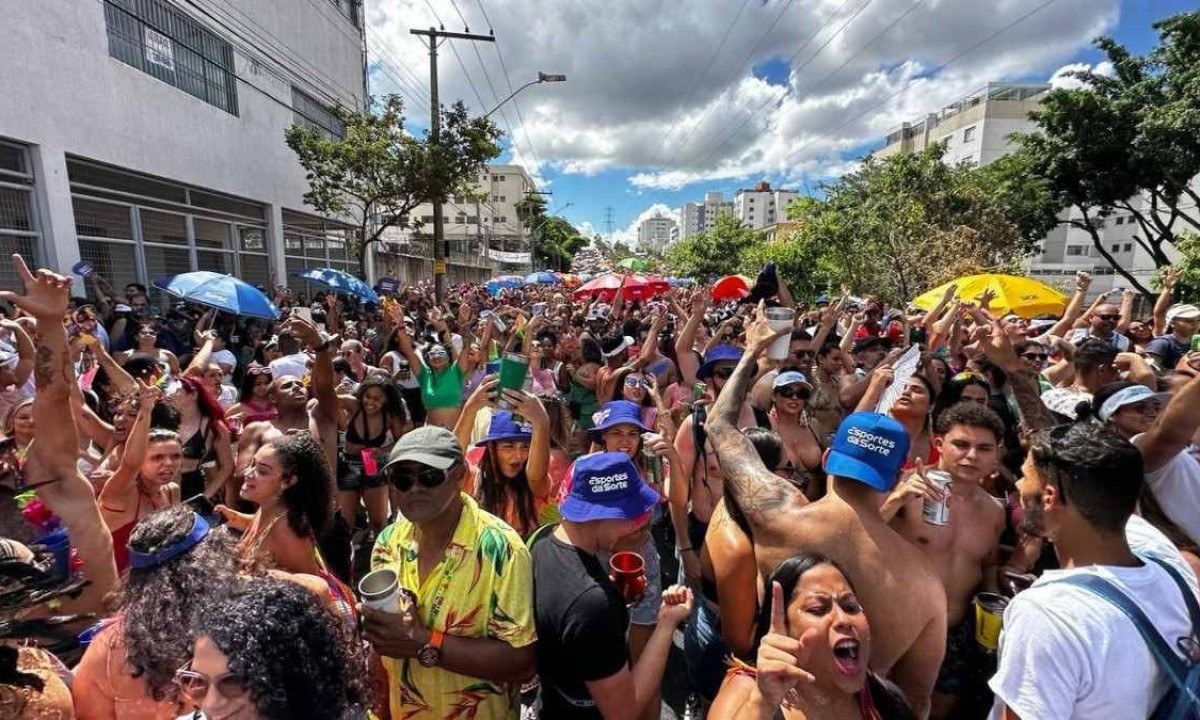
[
  {"left": 1139, "top": 440, "right": 1200, "bottom": 548},
  {"left": 989, "top": 516, "right": 1199, "bottom": 720}
]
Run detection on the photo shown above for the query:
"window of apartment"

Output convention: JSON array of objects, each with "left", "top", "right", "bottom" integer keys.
[
  {"left": 1115, "top": 216, "right": 1124, "bottom": 225},
  {"left": 420, "top": 215, "right": 434, "bottom": 223},
  {"left": 292, "top": 87, "right": 344, "bottom": 139},
  {"left": 963, "top": 126, "right": 977, "bottom": 142},
  {"left": 1124, "top": 243, "right": 1133, "bottom": 253},
  {"left": 0, "top": 141, "right": 40, "bottom": 290},
  {"left": 455, "top": 216, "right": 465, "bottom": 224},
  {"left": 1066, "top": 246, "right": 1088, "bottom": 256},
  {"left": 103, "top": 0, "right": 238, "bottom": 115},
  {"left": 1111, "top": 244, "right": 1120, "bottom": 252}
]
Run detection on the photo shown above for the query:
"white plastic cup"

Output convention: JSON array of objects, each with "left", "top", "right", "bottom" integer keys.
[
  {"left": 358, "top": 568, "right": 404, "bottom": 614},
  {"left": 765, "top": 307, "right": 796, "bottom": 360}
]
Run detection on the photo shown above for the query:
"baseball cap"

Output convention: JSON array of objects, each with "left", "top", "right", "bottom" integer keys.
[
  {"left": 1097, "top": 384, "right": 1171, "bottom": 422},
  {"left": 1166, "top": 303, "right": 1200, "bottom": 325},
  {"left": 558, "top": 451, "right": 660, "bottom": 523},
  {"left": 384, "top": 426, "right": 464, "bottom": 471},
  {"left": 697, "top": 344, "right": 747, "bottom": 379},
  {"left": 772, "top": 371, "right": 812, "bottom": 391},
  {"left": 824, "top": 412, "right": 910, "bottom": 492}
]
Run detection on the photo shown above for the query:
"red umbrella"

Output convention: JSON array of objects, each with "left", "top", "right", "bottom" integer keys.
[
  {"left": 711, "top": 275, "right": 750, "bottom": 302},
  {"left": 573, "top": 273, "right": 670, "bottom": 302}
]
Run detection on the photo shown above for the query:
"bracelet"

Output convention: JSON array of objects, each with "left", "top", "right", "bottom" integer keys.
[{"left": 678, "top": 546, "right": 694, "bottom": 553}]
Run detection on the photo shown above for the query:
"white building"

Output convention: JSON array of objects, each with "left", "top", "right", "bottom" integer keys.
[
  {"left": 637, "top": 214, "right": 676, "bottom": 253},
  {"left": 874, "top": 82, "right": 1183, "bottom": 297},
  {"left": 0, "top": 0, "right": 373, "bottom": 298},
  {"left": 377, "top": 164, "right": 534, "bottom": 282},
  {"left": 734, "top": 181, "right": 800, "bottom": 229},
  {"left": 679, "top": 201, "right": 704, "bottom": 240}
]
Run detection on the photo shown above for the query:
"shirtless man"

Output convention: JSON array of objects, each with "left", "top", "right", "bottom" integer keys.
[
  {"left": 708, "top": 305, "right": 946, "bottom": 718},
  {"left": 882, "top": 401, "right": 1007, "bottom": 718}
]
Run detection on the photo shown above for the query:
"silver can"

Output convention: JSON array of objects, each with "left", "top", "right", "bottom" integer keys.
[
  {"left": 921, "top": 470, "right": 953, "bottom": 526},
  {"left": 641, "top": 433, "right": 664, "bottom": 488}
]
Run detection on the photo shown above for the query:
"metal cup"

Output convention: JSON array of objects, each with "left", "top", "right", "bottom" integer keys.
[
  {"left": 641, "top": 433, "right": 664, "bottom": 488},
  {"left": 764, "top": 307, "right": 796, "bottom": 360},
  {"left": 358, "top": 568, "right": 405, "bottom": 614},
  {"left": 974, "top": 592, "right": 1009, "bottom": 652}
]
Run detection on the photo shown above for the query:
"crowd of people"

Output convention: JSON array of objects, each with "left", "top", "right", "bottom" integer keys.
[{"left": 0, "top": 255, "right": 1198, "bottom": 719}]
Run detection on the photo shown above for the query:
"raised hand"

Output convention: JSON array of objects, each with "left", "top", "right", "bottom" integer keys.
[
  {"left": 280, "top": 315, "right": 325, "bottom": 350},
  {"left": 0, "top": 255, "right": 71, "bottom": 321},
  {"left": 755, "top": 581, "right": 817, "bottom": 707},
  {"left": 1164, "top": 267, "right": 1182, "bottom": 291},
  {"left": 745, "top": 301, "right": 789, "bottom": 353}
]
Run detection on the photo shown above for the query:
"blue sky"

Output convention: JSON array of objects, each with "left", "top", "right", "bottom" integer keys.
[{"left": 366, "top": 0, "right": 1196, "bottom": 246}]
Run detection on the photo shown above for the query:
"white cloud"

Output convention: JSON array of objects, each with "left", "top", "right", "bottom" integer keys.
[
  {"left": 1048, "top": 60, "right": 1117, "bottom": 90},
  {"left": 366, "top": 0, "right": 1121, "bottom": 207}
]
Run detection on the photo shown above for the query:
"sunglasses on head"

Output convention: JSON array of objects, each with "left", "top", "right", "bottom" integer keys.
[
  {"left": 246, "top": 364, "right": 272, "bottom": 376},
  {"left": 775, "top": 386, "right": 811, "bottom": 400},
  {"left": 175, "top": 662, "right": 245, "bottom": 703},
  {"left": 387, "top": 465, "right": 450, "bottom": 492},
  {"left": 712, "top": 367, "right": 735, "bottom": 380}
]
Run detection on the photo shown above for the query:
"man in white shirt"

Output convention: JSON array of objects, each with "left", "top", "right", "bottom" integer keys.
[{"left": 990, "top": 422, "right": 1200, "bottom": 720}]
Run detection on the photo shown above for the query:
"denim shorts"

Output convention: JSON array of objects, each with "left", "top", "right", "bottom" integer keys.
[
  {"left": 683, "top": 598, "right": 730, "bottom": 702},
  {"left": 600, "top": 536, "right": 661, "bottom": 626}
]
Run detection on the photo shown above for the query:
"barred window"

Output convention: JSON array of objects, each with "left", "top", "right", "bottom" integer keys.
[
  {"left": 292, "top": 87, "right": 345, "bottom": 139},
  {"left": 104, "top": 0, "right": 238, "bottom": 115}
]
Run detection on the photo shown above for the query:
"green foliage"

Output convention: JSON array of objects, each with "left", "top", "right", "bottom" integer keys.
[
  {"left": 1007, "top": 9, "right": 1200, "bottom": 293},
  {"left": 533, "top": 217, "right": 587, "bottom": 271},
  {"left": 285, "top": 95, "right": 501, "bottom": 275},
  {"left": 1165, "top": 232, "right": 1200, "bottom": 301},
  {"left": 665, "top": 213, "right": 764, "bottom": 279}
]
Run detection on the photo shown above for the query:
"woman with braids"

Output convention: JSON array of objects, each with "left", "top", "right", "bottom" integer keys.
[
  {"left": 454, "top": 376, "right": 553, "bottom": 537},
  {"left": 708, "top": 553, "right": 915, "bottom": 720},
  {"left": 180, "top": 578, "right": 369, "bottom": 720},
  {"left": 73, "top": 507, "right": 239, "bottom": 719},
  {"left": 215, "top": 432, "right": 356, "bottom": 627},
  {"left": 336, "top": 373, "right": 409, "bottom": 534}
]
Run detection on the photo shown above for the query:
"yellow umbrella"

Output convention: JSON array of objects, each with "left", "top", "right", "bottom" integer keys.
[{"left": 911, "top": 274, "right": 1068, "bottom": 319}]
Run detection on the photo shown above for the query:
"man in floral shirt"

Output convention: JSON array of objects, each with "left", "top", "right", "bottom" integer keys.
[{"left": 364, "top": 426, "right": 536, "bottom": 719}]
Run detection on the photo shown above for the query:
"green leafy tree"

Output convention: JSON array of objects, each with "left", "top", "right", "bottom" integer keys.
[
  {"left": 285, "top": 95, "right": 501, "bottom": 275},
  {"left": 1007, "top": 10, "right": 1200, "bottom": 294},
  {"left": 666, "top": 213, "right": 764, "bottom": 279},
  {"left": 533, "top": 217, "right": 588, "bottom": 271}
]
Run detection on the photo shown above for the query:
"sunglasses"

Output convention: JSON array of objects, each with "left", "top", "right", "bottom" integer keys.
[
  {"left": 246, "top": 364, "right": 272, "bottom": 376},
  {"left": 624, "top": 376, "right": 646, "bottom": 388},
  {"left": 1021, "top": 352, "right": 1048, "bottom": 362},
  {"left": 712, "top": 367, "right": 735, "bottom": 380},
  {"left": 175, "top": 662, "right": 246, "bottom": 702},
  {"left": 775, "top": 386, "right": 811, "bottom": 400},
  {"left": 387, "top": 465, "right": 450, "bottom": 492},
  {"left": 1096, "top": 314, "right": 1120, "bottom": 322}
]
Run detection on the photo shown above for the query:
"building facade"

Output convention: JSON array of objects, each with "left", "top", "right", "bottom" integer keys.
[
  {"left": 734, "top": 181, "right": 799, "bottom": 230},
  {"left": 679, "top": 201, "right": 704, "bottom": 240},
  {"left": 874, "top": 82, "right": 1183, "bottom": 297},
  {"left": 374, "top": 164, "right": 534, "bottom": 284},
  {"left": 637, "top": 214, "right": 676, "bottom": 253},
  {"left": 0, "top": 0, "right": 374, "bottom": 299}
]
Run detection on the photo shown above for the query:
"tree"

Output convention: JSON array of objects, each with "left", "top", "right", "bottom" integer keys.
[
  {"left": 665, "top": 213, "right": 764, "bottom": 280},
  {"left": 533, "top": 216, "right": 588, "bottom": 271},
  {"left": 285, "top": 95, "right": 501, "bottom": 276},
  {"left": 749, "top": 145, "right": 1033, "bottom": 304},
  {"left": 1006, "top": 10, "right": 1200, "bottom": 294}
]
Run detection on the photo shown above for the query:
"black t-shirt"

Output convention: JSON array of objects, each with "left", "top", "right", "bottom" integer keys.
[{"left": 532, "top": 532, "right": 630, "bottom": 719}]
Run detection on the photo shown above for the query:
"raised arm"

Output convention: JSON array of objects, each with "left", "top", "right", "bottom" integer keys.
[
  {"left": 91, "top": 339, "right": 136, "bottom": 393},
  {"left": 509, "top": 390, "right": 552, "bottom": 498},
  {"left": 1116, "top": 288, "right": 1136, "bottom": 335},
  {"left": 97, "top": 382, "right": 156, "bottom": 510},
  {"left": 0, "top": 255, "right": 116, "bottom": 613},
  {"left": 674, "top": 292, "right": 706, "bottom": 387},
  {"left": 708, "top": 304, "right": 804, "bottom": 528},
  {"left": 454, "top": 377, "right": 495, "bottom": 451},
  {"left": 183, "top": 331, "right": 216, "bottom": 377},
  {"left": 1042, "top": 271, "right": 1092, "bottom": 340},
  {"left": 1, "top": 319, "right": 34, "bottom": 387},
  {"left": 1137, "top": 358, "right": 1200, "bottom": 472},
  {"left": 283, "top": 316, "right": 339, "bottom": 473},
  {"left": 1153, "top": 268, "right": 1180, "bottom": 337}
]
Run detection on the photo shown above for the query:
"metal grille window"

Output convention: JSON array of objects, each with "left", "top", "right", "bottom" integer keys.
[
  {"left": 292, "top": 86, "right": 345, "bottom": 139},
  {"left": 0, "top": 141, "right": 38, "bottom": 289},
  {"left": 103, "top": 0, "right": 239, "bottom": 115}
]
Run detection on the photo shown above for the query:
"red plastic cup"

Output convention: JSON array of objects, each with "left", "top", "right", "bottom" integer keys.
[
  {"left": 361, "top": 448, "right": 379, "bottom": 476},
  {"left": 609, "top": 551, "right": 647, "bottom": 606}
]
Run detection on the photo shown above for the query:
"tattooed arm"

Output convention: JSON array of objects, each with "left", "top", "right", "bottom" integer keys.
[{"left": 708, "top": 304, "right": 804, "bottom": 525}]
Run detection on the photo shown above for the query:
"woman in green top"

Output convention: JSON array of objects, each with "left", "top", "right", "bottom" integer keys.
[{"left": 393, "top": 306, "right": 486, "bottom": 429}]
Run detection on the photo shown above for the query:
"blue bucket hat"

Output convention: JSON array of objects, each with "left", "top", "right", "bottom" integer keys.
[
  {"left": 559, "top": 451, "right": 660, "bottom": 522},
  {"left": 824, "top": 412, "right": 910, "bottom": 492},
  {"left": 697, "top": 344, "right": 749, "bottom": 380},
  {"left": 476, "top": 410, "right": 533, "bottom": 445},
  {"left": 590, "top": 400, "right": 651, "bottom": 434}
]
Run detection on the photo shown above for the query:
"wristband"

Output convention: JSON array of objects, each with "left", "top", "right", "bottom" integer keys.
[{"left": 678, "top": 546, "right": 694, "bottom": 553}]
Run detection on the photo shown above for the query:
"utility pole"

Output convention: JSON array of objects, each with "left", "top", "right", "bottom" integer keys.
[
  {"left": 411, "top": 26, "right": 495, "bottom": 303},
  {"left": 603, "top": 206, "right": 615, "bottom": 238}
]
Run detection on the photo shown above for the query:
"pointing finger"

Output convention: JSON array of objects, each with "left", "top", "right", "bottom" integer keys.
[
  {"left": 10, "top": 255, "right": 34, "bottom": 286},
  {"left": 769, "top": 580, "right": 788, "bottom": 635}
]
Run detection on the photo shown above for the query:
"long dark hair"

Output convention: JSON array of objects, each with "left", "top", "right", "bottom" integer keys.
[
  {"left": 479, "top": 444, "right": 538, "bottom": 537},
  {"left": 238, "top": 365, "right": 272, "bottom": 404},
  {"left": 120, "top": 507, "right": 239, "bottom": 701},
  {"left": 270, "top": 433, "right": 334, "bottom": 541},
  {"left": 354, "top": 374, "right": 407, "bottom": 424},
  {"left": 755, "top": 553, "right": 915, "bottom": 720}
]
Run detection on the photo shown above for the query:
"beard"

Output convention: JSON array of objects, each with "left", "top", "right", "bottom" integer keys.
[{"left": 1020, "top": 496, "right": 1048, "bottom": 538}]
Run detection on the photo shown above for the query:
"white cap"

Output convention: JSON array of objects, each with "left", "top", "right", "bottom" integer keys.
[
  {"left": 1098, "top": 385, "right": 1171, "bottom": 422},
  {"left": 1166, "top": 303, "right": 1200, "bottom": 325}
]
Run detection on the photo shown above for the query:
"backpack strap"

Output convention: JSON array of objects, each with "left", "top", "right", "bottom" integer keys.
[
  {"left": 1146, "top": 556, "right": 1200, "bottom": 631},
  {"left": 1050, "top": 572, "right": 1189, "bottom": 689}
]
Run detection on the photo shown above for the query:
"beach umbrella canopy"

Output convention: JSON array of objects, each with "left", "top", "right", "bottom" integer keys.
[
  {"left": 558, "top": 273, "right": 582, "bottom": 287},
  {"left": 524, "top": 271, "right": 560, "bottom": 285},
  {"left": 486, "top": 275, "right": 524, "bottom": 296},
  {"left": 573, "top": 273, "right": 669, "bottom": 302},
  {"left": 153, "top": 271, "right": 280, "bottom": 320},
  {"left": 911, "top": 273, "right": 1069, "bottom": 319},
  {"left": 617, "top": 257, "right": 650, "bottom": 272},
  {"left": 294, "top": 267, "right": 380, "bottom": 305},
  {"left": 711, "top": 275, "right": 751, "bottom": 302}
]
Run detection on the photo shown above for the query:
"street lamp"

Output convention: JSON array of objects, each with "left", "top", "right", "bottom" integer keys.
[{"left": 484, "top": 72, "right": 567, "bottom": 119}]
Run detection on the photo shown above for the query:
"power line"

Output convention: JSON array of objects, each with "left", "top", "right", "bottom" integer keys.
[
  {"left": 366, "top": 37, "right": 433, "bottom": 109},
  {"left": 365, "top": 32, "right": 434, "bottom": 106},
  {"left": 474, "top": 0, "right": 544, "bottom": 184}
]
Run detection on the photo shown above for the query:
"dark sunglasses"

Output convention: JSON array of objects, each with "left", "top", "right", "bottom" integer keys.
[
  {"left": 175, "top": 662, "right": 245, "bottom": 702},
  {"left": 712, "top": 367, "right": 736, "bottom": 380},
  {"left": 387, "top": 465, "right": 450, "bottom": 492},
  {"left": 1096, "top": 314, "right": 1120, "bottom": 322},
  {"left": 1021, "top": 352, "right": 1048, "bottom": 362},
  {"left": 775, "top": 386, "right": 811, "bottom": 400}
]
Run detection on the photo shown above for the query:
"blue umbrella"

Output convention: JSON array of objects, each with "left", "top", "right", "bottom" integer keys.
[
  {"left": 486, "top": 275, "right": 524, "bottom": 297},
  {"left": 294, "top": 267, "right": 380, "bottom": 305},
  {"left": 524, "top": 271, "right": 560, "bottom": 285},
  {"left": 153, "top": 271, "right": 280, "bottom": 320}
]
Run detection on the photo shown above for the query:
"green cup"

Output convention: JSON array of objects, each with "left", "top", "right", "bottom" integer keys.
[{"left": 497, "top": 352, "right": 530, "bottom": 408}]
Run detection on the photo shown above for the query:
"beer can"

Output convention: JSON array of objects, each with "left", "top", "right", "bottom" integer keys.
[
  {"left": 921, "top": 470, "right": 953, "bottom": 526},
  {"left": 641, "top": 433, "right": 663, "bottom": 487}
]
